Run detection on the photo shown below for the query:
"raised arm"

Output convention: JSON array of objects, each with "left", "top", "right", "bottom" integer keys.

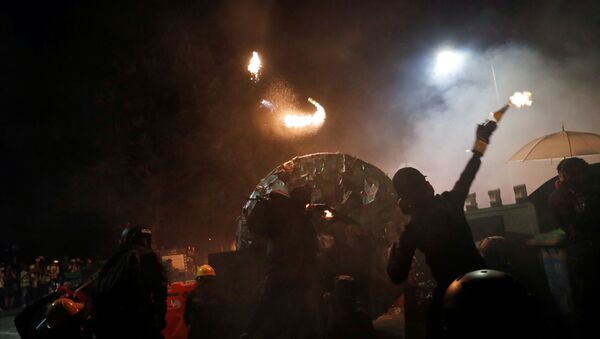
[
  {"left": 449, "top": 120, "right": 497, "bottom": 204},
  {"left": 450, "top": 153, "right": 482, "bottom": 203}
]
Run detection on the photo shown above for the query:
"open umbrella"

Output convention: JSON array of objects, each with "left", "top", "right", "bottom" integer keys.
[{"left": 509, "top": 126, "right": 600, "bottom": 161}]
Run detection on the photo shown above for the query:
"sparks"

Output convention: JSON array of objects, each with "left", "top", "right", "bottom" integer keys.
[
  {"left": 509, "top": 91, "right": 533, "bottom": 108},
  {"left": 248, "top": 51, "right": 262, "bottom": 81},
  {"left": 284, "top": 98, "right": 326, "bottom": 129},
  {"left": 260, "top": 99, "right": 275, "bottom": 111}
]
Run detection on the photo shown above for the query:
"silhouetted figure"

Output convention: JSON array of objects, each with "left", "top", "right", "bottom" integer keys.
[
  {"left": 388, "top": 121, "right": 495, "bottom": 339},
  {"left": 243, "top": 186, "right": 321, "bottom": 339},
  {"left": 442, "top": 270, "right": 537, "bottom": 339},
  {"left": 184, "top": 264, "right": 227, "bottom": 339},
  {"left": 92, "top": 226, "right": 167, "bottom": 339},
  {"left": 549, "top": 157, "right": 600, "bottom": 339},
  {"left": 478, "top": 236, "right": 513, "bottom": 273},
  {"left": 323, "top": 275, "right": 375, "bottom": 339}
]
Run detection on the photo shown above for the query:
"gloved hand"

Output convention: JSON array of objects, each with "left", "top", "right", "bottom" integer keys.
[{"left": 472, "top": 120, "right": 497, "bottom": 156}]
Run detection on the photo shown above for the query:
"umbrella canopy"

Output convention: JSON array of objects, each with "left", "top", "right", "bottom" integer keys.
[{"left": 509, "top": 128, "right": 600, "bottom": 161}]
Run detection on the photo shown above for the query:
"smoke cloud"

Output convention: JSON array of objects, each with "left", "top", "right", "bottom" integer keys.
[{"left": 374, "top": 45, "right": 600, "bottom": 206}]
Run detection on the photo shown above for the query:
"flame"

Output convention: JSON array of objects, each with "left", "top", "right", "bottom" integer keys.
[
  {"left": 509, "top": 91, "right": 532, "bottom": 108},
  {"left": 284, "top": 98, "right": 326, "bottom": 128},
  {"left": 248, "top": 51, "right": 262, "bottom": 81},
  {"left": 323, "top": 210, "right": 334, "bottom": 220}
]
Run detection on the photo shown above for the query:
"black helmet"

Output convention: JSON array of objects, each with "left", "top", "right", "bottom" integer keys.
[
  {"left": 120, "top": 226, "right": 153, "bottom": 247},
  {"left": 392, "top": 167, "right": 426, "bottom": 198},
  {"left": 442, "top": 270, "right": 536, "bottom": 339}
]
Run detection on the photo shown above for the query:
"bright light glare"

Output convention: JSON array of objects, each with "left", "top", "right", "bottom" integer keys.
[
  {"left": 509, "top": 91, "right": 533, "bottom": 108},
  {"left": 434, "top": 50, "right": 464, "bottom": 77}
]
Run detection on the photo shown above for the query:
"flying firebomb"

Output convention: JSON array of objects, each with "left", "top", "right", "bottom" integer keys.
[
  {"left": 492, "top": 91, "right": 533, "bottom": 122},
  {"left": 283, "top": 97, "right": 326, "bottom": 129},
  {"left": 246, "top": 52, "right": 327, "bottom": 132},
  {"left": 248, "top": 51, "right": 262, "bottom": 82}
]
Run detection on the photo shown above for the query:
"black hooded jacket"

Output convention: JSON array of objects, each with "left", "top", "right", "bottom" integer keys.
[
  {"left": 92, "top": 243, "right": 167, "bottom": 338},
  {"left": 388, "top": 153, "right": 486, "bottom": 290}
]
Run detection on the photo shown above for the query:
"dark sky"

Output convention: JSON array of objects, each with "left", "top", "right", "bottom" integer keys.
[{"left": 2, "top": 0, "right": 600, "bottom": 259}]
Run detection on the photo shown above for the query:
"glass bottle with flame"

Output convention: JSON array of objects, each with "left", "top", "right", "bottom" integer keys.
[{"left": 492, "top": 91, "right": 533, "bottom": 122}]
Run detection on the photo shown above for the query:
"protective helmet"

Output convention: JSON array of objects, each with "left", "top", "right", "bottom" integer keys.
[
  {"left": 196, "top": 264, "right": 216, "bottom": 278},
  {"left": 442, "top": 270, "right": 534, "bottom": 339},
  {"left": 46, "top": 298, "right": 84, "bottom": 330},
  {"left": 120, "top": 225, "right": 153, "bottom": 247},
  {"left": 392, "top": 167, "right": 427, "bottom": 198}
]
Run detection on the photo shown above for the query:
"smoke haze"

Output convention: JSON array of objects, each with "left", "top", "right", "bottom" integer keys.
[
  {"left": 375, "top": 45, "right": 600, "bottom": 205},
  {"left": 4, "top": 0, "right": 600, "bottom": 257}
]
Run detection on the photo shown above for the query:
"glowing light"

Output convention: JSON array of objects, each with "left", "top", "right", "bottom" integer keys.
[
  {"left": 284, "top": 98, "right": 326, "bottom": 128},
  {"left": 509, "top": 91, "right": 533, "bottom": 108},
  {"left": 248, "top": 51, "right": 262, "bottom": 81},
  {"left": 434, "top": 50, "right": 464, "bottom": 77},
  {"left": 323, "top": 210, "right": 334, "bottom": 220}
]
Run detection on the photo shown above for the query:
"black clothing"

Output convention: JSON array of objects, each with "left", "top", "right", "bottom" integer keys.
[
  {"left": 549, "top": 175, "right": 600, "bottom": 339},
  {"left": 184, "top": 278, "right": 226, "bottom": 339},
  {"left": 248, "top": 194, "right": 319, "bottom": 280},
  {"left": 245, "top": 194, "right": 321, "bottom": 338},
  {"left": 388, "top": 153, "right": 486, "bottom": 338},
  {"left": 92, "top": 244, "right": 167, "bottom": 339},
  {"left": 324, "top": 298, "right": 375, "bottom": 339}
]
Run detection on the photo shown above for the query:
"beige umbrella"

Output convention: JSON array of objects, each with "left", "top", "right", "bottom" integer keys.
[{"left": 509, "top": 126, "right": 600, "bottom": 161}]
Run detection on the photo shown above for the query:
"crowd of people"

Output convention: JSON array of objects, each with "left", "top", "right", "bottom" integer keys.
[{"left": 0, "top": 256, "right": 101, "bottom": 311}]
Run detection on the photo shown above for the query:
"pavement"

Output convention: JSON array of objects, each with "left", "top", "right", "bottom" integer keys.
[{"left": 0, "top": 315, "right": 18, "bottom": 339}]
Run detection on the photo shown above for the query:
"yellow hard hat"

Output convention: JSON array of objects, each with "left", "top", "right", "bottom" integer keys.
[
  {"left": 196, "top": 264, "right": 216, "bottom": 278},
  {"left": 46, "top": 298, "right": 84, "bottom": 329}
]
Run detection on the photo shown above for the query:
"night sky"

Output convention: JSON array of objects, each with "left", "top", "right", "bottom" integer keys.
[{"left": 3, "top": 1, "right": 600, "bottom": 260}]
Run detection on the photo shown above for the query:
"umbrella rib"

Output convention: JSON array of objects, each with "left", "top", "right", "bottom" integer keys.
[{"left": 565, "top": 130, "right": 573, "bottom": 157}]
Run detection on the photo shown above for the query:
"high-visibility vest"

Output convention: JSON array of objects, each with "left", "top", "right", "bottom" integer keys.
[
  {"left": 48, "top": 265, "right": 60, "bottom": 279},
  {"left": 20, "top": 272, "right": 31, "bottom": 288}
]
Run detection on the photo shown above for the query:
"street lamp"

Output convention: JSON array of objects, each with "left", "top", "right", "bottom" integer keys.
[{"left": 434, "top": 49, "right": 465, "bottom": 78}]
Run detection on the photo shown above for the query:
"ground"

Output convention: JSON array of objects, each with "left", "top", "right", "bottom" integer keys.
[{"left": 0, "top": 316, "right": 18, "bottom": 339}]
